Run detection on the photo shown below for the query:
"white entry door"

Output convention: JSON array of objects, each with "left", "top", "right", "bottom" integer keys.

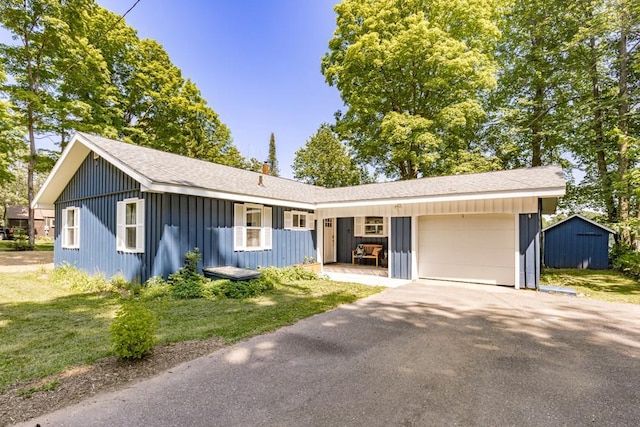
[{"left": 323, "top": 218, "right": 336, "bottom": 263}]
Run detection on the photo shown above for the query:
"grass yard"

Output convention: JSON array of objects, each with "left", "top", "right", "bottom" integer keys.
[
  {"left": 0, "top": 239, "right": 54, "bottom": 252},
  {"left": 541, "top": 268, "right": 640, "bottom": 304},
  {"left": 0, "top": 269, "right": 383, "bottom": 393}
]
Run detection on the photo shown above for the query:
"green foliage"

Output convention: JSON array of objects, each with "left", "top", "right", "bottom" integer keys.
[
  {"left": 140, "top": 276, "right": 172, "bottom": 301},
  {"left": 51, "top": 263, "right": 132, "bottom": 293},
  {"left": 168, "top": 248, "right": 208, "bottom": 299},
  {"left": 260, "top": 266, "right": 319, "bottom": 284},
  {"left": 10, "top": 227, "right": 33, "bottom": 251},
  {"left": 209, "top": 278, "right": 274, "bottom": 299},
  {"left": 322, "top": 0, "right": 502, "bottom": 179},
  {"left": 267, "top": 132, "right": 280, "bottom": 176},
  {"left": 293, "top": 123, "right": 367, "bottom": 187},
  {"left": 110, "top": 301, "right": 157, "bottom": 360},
  {"left": 611, "top": 245, "right": 640, "bottom": 280}
]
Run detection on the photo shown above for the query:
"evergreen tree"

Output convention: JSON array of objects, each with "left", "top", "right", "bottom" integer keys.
[{"left": 267, "top": 132, "right": 280, "bottom": 176}]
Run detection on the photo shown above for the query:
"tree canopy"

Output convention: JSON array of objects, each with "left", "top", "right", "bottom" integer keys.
[
  {"left": 293, "top": 124, "right": 367, "bottom": 188},
  {"left": 322, "top": 0, "right": 503, "bottom": 180}
]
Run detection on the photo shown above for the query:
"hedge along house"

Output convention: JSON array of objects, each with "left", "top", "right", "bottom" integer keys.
[
  {"left": 543, "top": 214, "right": 616, "bottom": 270},
  {"left": 34, "top": 132, "right": 566, "bottom": 289}
]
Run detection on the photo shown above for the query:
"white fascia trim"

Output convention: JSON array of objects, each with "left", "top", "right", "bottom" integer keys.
[
  {"left": 315, "top": 187, "right": 566, "bottom": 209},
  {"left": 142, "top": 183, "right": 316, "bottom": 210},
  {"left": 32, "top": 136, "right": 85, "bottom": 208}
]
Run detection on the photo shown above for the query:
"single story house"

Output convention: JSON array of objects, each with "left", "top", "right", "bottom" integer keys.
[
  {"left": 543, "top": 214, "right": 615, "bottom": 270},
  {"left": 4, "top": 205, "right": 55, "bottom": 237},
  {"left": 33, "top": 132, "right": 566, "bottom": 289}
]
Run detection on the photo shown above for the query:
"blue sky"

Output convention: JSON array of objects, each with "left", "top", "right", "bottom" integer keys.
[{"left": 98, "top": 0, "right": 343, "bottom": 178}]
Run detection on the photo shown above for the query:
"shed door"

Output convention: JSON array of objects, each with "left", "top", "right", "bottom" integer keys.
[{"left": 418, "top": 214, "right": 516, "bottom": 285}]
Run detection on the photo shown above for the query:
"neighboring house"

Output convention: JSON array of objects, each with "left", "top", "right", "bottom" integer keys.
[
  {"left": 5, "top": 205, "right": 55, "bottom": 237},
  {"left": 543, "top": 214, "right": 615, "bottom": 270},
  {"left": 33, "top": 132, "right": 566, "bottom": 289}
]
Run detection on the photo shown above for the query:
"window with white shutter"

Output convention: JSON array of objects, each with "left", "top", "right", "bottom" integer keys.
[{"left": 234, "top": 203, "right": 273, "bottom": 251}]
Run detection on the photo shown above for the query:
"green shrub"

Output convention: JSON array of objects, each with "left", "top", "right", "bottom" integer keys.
[
  {"left": 168, "top": 248, "right": 208, "bottom": 299},
  {"left": 612, "top": 245, "right": 640, "bottom": 279},
  {"left": 52, "top": 263, "right": 112, "bottom": 293},
  {"left": 210, "top": 279, "right": 264, "bottom": 299},
  {"left": 10, "top": 227, "right": 33, "bottom": 251},
  {"left": 110, "top": 301, "right": 157, "bottom": 360},
  {"left": 140, "top": 276, "right": 172, "bottom": 300},
  {"left": 259, "top": 266, "right": 318, "bottom": 284}
]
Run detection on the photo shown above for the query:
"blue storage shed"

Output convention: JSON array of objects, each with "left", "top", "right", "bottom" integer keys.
[{"left": 543, "top": 215, "right": 615, "bottom": 270}]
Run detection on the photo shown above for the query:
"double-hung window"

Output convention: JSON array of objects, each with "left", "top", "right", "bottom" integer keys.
[
  {"left": 61, "top": 206, "right": 80, "bottom": 249},
  {"left": 117, "top": 198, "right": 145, "bottom": 253},
  {"left": 284, "top": 211, "right": 314, "bottom": 230},
  {"left": 234, "top": 203, "right": 272, "bottom": 251}
]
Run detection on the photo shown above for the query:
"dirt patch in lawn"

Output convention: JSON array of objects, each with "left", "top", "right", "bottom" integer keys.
[
  {"left": 0, "top": 337, "right": 226, "bottom": 426},
  {"left": 0, "top": 251, "right": 53, "bottom": 267}
]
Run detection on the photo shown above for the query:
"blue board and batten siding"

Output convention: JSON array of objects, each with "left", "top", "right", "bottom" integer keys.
[
  {"left": 519, "top": 213, "right": 540, "bottom": 289},
  {"left": 390, "top": 217, "right": 411, "bottom": 280},
  {"left": 544, "top": 217, "right": 611, "bottom": 270},
  {"left": 55, "top": 154, "right": 316, "bottom": 282}
]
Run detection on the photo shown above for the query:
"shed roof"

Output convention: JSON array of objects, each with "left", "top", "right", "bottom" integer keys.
[
  {"left": 33, "top": 132, "right": 566, "bottom": 210},
  {"left": 542, "top": 214, "right": 616, "bottom": 234}
]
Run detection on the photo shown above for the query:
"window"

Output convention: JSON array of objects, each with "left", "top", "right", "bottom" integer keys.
[
  {"left": 117, "top": 198, "right": 145, "bottom": 253},
  {"left": 354, "top": 216, "right": 387, "bottom": 237},
  {"left": 61, "top": 207, "right": 80, "bottom": 249},
  {"left": 234, "top": 203, "right": 272, "bottom": 251},
  {"left": 284, "top": 211, "right": 314, "bottom": 230}
]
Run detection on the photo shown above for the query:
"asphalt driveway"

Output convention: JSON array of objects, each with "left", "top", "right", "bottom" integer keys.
[{"left": 21, "top": 281, "right": 640, "bottom": 426}]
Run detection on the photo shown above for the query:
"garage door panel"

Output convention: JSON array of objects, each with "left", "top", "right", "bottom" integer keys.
[
  {"left": 418, "top": 214, "right": 515, "bottom": 285},
  {"left": 422, "top": 248, "right": 515, "bottom": 268}
]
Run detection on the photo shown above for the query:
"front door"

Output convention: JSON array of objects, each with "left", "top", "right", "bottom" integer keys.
[{"left": 323, "top": 218, "right": 336, "bottom": 263}]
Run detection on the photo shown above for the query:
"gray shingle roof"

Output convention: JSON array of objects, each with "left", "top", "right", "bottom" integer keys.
[
  {"left": 81, "top": 133, "right": 324, "bottom": 205},
  {"left": 315, "top": 165, "right": 566, "bottom": 203},
  {"left": 79, "top": 132, "right": 565, "bottom": 206}
]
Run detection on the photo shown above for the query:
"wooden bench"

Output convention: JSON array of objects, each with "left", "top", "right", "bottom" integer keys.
[{"left": 352, "top": 244, "right": 383, "bottom": 267}]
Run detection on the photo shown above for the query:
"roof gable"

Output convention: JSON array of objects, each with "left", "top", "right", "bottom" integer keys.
[{"left": 542, "top": 214, "right": 616, "bottom": 234}]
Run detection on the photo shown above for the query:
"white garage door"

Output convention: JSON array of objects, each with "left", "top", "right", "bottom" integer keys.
[{"left": 418, "top": 214, "right": 516, "bottom": 285}]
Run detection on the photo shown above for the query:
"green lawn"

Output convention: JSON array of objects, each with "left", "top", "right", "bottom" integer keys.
[
  {"left": 0, "top": 239, "right": 54, "bottom": 252},
  {"left": 541, "top": 268, "right": 640, "bottom": 304},
  {"left": 0, "top": 270, "right": 383, "bottom": 392}
]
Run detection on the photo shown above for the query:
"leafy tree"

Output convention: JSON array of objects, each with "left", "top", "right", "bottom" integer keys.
[
  {"left": 293, "top": 124, "right": 366, "bottom": 188},
  {"left": 267, "top": 132, "right": 279, "bottom": 176},
  {"left": 322, "top": 0, "right": 503, "bottom": 180},
  {"left": 487, "top": 0, "right": 574, "bottom": 169},
  {"left": 0, "top": 0, "right": 93, "bottom": 245}
]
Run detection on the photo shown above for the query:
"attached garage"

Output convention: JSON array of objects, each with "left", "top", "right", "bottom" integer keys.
[{"left": 418, "top": 214, "right": 516, "bottom": 285}]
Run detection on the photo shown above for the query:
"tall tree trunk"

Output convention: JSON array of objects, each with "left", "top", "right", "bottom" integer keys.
[
  {"left": 589, "top": 36, "right": 617, "bottom": 222},
  {"left": 617, "top": 1, "right": 631, "bottom": 245},
  {"left": 27, "top": 107, "right": 36, "bottom": 246},
  {"left": 531, "top": 83, "right": 544, "bottom": 167}
]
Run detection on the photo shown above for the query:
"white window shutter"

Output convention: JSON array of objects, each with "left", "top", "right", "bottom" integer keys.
[
  {"left": 284, "top": 211, "right": 293, "bottom": 230},
  {"left": 136, "top": 199, "right": 145, "bottom": 253},
  {"left": 61, "top": 208, "right": 68, "bottom": 247},
  {"left": 308, "top": 213, "right": 316, "bottom": 230},
  {"left": 74, "top": 207, "right": 80, "bottom": 248},
  {"left": 234, "top": 203, "right": 246, "bottom": 251},
  {"left": 354, "top": 217, "right": 364, "bottom": 237},
  {"left": 116, "top": 201, "right": 125, "bottom": 251},
  {"left": 263, "top": 206, "right": 272, "bottom": 250}
]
